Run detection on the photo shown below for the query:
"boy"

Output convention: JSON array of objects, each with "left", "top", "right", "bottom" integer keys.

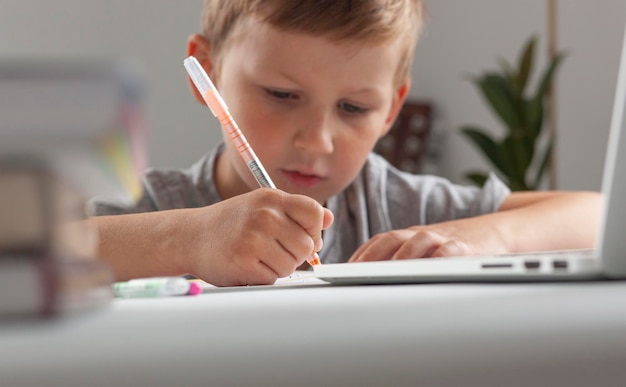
[{"left": 89, "top": 0, "right": 601, "bottom": 286}]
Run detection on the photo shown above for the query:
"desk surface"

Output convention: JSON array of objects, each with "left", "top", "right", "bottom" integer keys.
[{"left": 2, "top": 280, "right": 626, "bottom": 387}]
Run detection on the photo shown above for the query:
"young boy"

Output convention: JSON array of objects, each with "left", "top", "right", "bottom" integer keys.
[{"left": 89, "top": 0, "right": 601, "bottom": 287}]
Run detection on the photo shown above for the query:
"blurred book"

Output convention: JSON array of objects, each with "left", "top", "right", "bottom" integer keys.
[
  {"left": 0, "top": 257, "right": 114, "bottom": 318},
  {"left": 0, "top": 157, "right": 114, "bottom": 318},
  {"left": 0, "top": 57, "right": 147, "bottom": 204},
  {"left": 0, "top": 156, "right": 95, "bottom": 256},
  {"left": 0, "top": 58, "right": 148, "bottom": 318}
]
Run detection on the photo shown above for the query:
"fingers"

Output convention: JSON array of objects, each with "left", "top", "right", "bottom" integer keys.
[
  {"left": 256, "top": 189, "right": 331, "bottom": 259},
  {"left": 313, "top": 208, "right": 334, "bottom": 251},
  {"left": 349, "top": 230, "right": 412, "bottom": 262},
  {"left": 245, "top": 189, "right": 330, "bottom": 270},
  {"left": 284, "top": 193, "right": 332, "bottom": 237},
  {"left": 349, "top": 229, "right": 472, "bottom": 263},
  {"left": 429, "top": 240, "right": 472, "bottom": 258},
  {"left": 391, "top": 230, "right": 446, "bottom": 260},
  {"left": 322, "top": 208, "right": 334, "bottom": 229}
]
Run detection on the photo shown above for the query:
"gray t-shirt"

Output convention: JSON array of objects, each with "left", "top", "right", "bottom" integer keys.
[{"left": 89, "top": 143, "right": 511, "bottom": 264}]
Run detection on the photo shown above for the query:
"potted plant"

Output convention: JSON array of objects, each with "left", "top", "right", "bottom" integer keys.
[{"left": 460, "top": 36, "right": 565, "bottom": 191}]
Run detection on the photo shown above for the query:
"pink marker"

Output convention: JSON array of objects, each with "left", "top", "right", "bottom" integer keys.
[{"left": 184, "top": 56, "right": 321, "bottom": 266}]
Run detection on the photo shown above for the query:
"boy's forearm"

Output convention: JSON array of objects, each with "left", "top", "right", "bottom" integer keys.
[
  {"left": 88, "top": 210, "right": 189, "bottom": 281},
  {"left": 494, "top": 191, "right": 603, "bottom": 253}
]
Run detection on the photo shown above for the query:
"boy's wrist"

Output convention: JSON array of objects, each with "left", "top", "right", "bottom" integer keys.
[{"left": 158, "top": 209, "right": 196, "bottom": 277}]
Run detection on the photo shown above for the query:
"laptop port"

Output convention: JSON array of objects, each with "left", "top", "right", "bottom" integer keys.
[
  {"left": 553, "top": 260, "right": 568, "bottom": 270},
  {"left": 524, "top": 260, "right": 541, "bottom": 270},
  {"left": 481, "top": 263, "right": 513, "bottom": 269}
]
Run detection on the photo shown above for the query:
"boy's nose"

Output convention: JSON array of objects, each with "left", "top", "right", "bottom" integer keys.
[{"left": 293, "top": 111, "right": 334, "bottom": 155}]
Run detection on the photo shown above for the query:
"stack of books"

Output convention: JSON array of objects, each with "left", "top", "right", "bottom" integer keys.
[{"left": 0, "top": 58, "right": 147, "bottom": 318}]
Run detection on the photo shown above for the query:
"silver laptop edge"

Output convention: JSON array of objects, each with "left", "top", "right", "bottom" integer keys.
[{"left": 598, "top": 25, "right": 626, "bottom": 278}]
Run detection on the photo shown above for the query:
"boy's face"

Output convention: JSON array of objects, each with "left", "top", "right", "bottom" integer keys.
[{"left": 191, "top": 19, "right": 408, "bottom": 203}]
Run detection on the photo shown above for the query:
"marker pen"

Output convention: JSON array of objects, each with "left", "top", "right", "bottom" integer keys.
[{"left": 113, "top": 277, "right": 202, "bottom": 298}]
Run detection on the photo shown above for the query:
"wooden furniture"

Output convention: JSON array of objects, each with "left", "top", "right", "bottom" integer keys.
[{"left": 374, "top": 100, "right": 434, "bottom": 173}]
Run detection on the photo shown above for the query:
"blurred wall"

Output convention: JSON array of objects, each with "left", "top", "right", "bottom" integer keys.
[{"left": 1, "top": 0, "right": 624, "bottom": 190}]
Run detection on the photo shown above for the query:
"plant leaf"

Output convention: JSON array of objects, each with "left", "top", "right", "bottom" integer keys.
[
  {"left": 525, "top": 97, "right": 544, "bottom": 139},
  {"left": 497, "top": 138, "right": 519, "bottom": 184},
  {"left": 526, "top": 52, "right": 565, "bottom": 139},
  {"left": 518, "top": 36, "right": 537, "bottom": 95},
  {"left": 460, "top": 36, "right": 565, "bottom": 191},
  {"left": 533, "top": 51, "right": 567, "bottom": 102},
  {"left": 464, "top": 172, "right": 490, "bottom": 187},
  {"left": 499, "top": 136, "right": 533, "bottom": 190},
  {"left": 498, "top": 58, "right": 517, "bottom": 86},
  {"left": 499, "top": 143, "right": 530, "bottom": 190},
  {"left": 532, "top": 137, "right": 554, "bottom": 190},
  {"left": 474, "top": 73, "right": 524, "bottom": 131},
  {"left": 460, "top": 126, "right": 509, "bottom": 176}
]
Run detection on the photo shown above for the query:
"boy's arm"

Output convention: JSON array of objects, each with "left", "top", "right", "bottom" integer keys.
[
  {"left": 496, "top": 191, "right": 602, "bottom": 252},
  {"left": 89, "top": 189, "right": 332, "bottom": 286},
  {"left": 88, "top": 210, "right": 190, "bottom": 282},
  {"left": 349, "top": 191, "right": 603, "bottom": 262}
]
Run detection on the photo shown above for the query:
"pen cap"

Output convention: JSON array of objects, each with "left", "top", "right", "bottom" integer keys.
[
  {"left": 187, "top": 281, "right": 202, "bottom": 296},
  {"left": 183, "top": 56, "right": 227, "bottom": 118}
]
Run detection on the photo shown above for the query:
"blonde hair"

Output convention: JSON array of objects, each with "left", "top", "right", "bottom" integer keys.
[{"left": 201, "top": 0, "right": 425, "bottom": 84}]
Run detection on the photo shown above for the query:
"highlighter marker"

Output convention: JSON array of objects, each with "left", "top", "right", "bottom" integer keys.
[
  {"left": 113, "top": 277, "right": 202, "bottom": 298},
  {"left": 184, "top": 56, "right": 321, "bottom": 266},
  {"left": 183, "top": 56, "right": 275, "bottom": 189}
]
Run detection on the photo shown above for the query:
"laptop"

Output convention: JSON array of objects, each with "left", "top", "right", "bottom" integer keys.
[{"left": 314, "top": 28, "right": 626, "bottom": 285}]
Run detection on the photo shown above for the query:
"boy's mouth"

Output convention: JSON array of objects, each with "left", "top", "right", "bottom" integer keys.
[{"left": 282, "top": 169, "right": 324, "bottom": 188}]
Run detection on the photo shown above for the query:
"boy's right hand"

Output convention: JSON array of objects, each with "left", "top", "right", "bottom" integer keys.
[{"left": 181, "top": 188, "right": 333, "bottom": 287}]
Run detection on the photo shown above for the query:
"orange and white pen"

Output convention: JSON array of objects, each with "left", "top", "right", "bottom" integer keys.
[{"left": 183, "top": 56, "right": 321, "bottom": 266}]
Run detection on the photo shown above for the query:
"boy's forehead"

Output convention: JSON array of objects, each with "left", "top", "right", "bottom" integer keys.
[{"left": 224, "top": 18, "right": 405, "bottom": 88}]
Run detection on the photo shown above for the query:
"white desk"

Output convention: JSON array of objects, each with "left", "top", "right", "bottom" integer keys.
[{"left": 2, "top": 281, "right": 626, "bottom": 387}]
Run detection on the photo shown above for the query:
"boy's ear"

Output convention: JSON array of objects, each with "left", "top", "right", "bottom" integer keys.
[
  {"left": 186, "top": 34, "right": 214, "bottom": 105},
  {"left": 382, "top": 78, "right": 411, "bottom": 136}
]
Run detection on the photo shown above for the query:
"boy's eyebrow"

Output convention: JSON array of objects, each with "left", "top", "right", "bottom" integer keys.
[
  {"left": 347, "top": 87, "right": 383, "bottom": 95},
  {"left": 270, "top": 70, "right": 385, "bottom": 99},
  {"left": 343, "top": 87, "right": 387, "bottom": 103}
]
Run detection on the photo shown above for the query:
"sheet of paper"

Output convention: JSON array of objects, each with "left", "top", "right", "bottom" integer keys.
[{"left": 192, "top": 270, "right": 327, "bottom": 290}]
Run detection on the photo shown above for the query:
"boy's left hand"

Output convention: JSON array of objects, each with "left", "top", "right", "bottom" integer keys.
[
  {"left": 349, "top": 191, "right": 602, "bottom": 262},
  {"left": 348, "top": 219, "right": 508, "bottom": 262}
]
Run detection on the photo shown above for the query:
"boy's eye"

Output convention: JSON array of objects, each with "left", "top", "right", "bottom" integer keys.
[
  {"left": 265, "top": 89, "right": 297, "bottom": 100},
  {"left": 338, "top": 101, "right": 369, "bottom": 114}
]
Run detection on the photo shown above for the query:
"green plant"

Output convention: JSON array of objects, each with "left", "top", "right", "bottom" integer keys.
[{"left": 460, "top": 36, "right": 566, "bottom": 191}]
